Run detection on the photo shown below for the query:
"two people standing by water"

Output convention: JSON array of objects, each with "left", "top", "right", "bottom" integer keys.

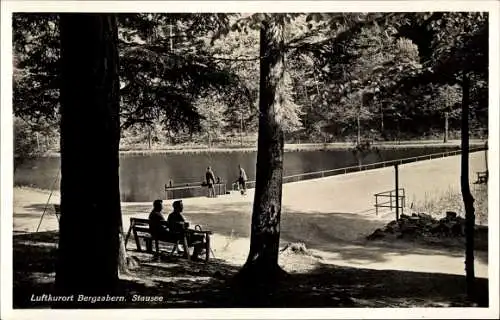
[{"left": 205, "top": 164, "right": 247, "bottom": 197}]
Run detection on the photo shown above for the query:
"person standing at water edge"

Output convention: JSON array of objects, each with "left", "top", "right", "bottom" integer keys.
[
  {"left": 205, "top": 166, "right": 216, "bottom": 198},
  {"left": 237, "top": 164, "right": 247, "bottom": 195}
]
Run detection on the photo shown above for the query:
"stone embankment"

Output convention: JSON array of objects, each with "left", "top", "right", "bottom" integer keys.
[{"left": 367, "top": 211, "right": 488, "bottom": 250}]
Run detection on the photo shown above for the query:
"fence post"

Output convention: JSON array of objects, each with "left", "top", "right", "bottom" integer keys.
[
  {"left": 404, "top": 189, "right": 406, "bottom": 208},
  {"left": 395, "top": 164, "right": 399, "bottom": 221},
  {"left": 401, "top": 193, "right": 405, "bottom": 215},
  {"left": 375, "top": 195, "right": 378, "bottom": 216},
  {"left": 389, "top": 190, "right": 393, "bottom": 210}
]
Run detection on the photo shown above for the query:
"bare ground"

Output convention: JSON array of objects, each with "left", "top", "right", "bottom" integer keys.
[
  {"left": 13, "top": 231, "right": 488, "bottom": 308},
  {"left": 11, "top": 153, "right": 490, "bottom": 308}
]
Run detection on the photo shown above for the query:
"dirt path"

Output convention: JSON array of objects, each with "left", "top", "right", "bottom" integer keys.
[{"left": 13, "top": 152, "right": 488, "bottom": 278}]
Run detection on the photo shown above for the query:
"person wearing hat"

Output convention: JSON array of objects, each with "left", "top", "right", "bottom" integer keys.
[
  {"left": 148, "top": 199, "right": 168, "bottom": 239},
  {"left": 149, "top": 199, "right": 186, "bottom": 244},
  {"left": 236, "top": 164, "right": 248, "bottom": 195},
  {"left": 167, "top": 200, "right": 205, "bottom": 260},
  {"left": 205, "top": 166, "right": 217, "bottom": 198},
  {"left": 167, "top": 200, "right": 187, "bottom": 232}
]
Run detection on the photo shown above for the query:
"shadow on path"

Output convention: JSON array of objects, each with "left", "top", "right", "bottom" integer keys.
[
  {"left": 13, "top": 231, "right": 488, "bottom": 309},
  {"left": 20, "top": 201, "right": 488, "bottom": 266}
]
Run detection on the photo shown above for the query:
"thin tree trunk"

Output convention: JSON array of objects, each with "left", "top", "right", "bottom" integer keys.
[
  {"left": 238, "top": 17, "right": 287, "bottom": 283},
  {"left": 303, "top": 85, "right": 310, "bottom": 130},
  {"left": 357, "top": 113, "right": 361, "bottom": 146},
  {"left": 240, "top": 111, "right": 244, "bottom": 147},
  {"left": 484, "top": 140, "right": 488, "bottom": 175},
  {"left": 397, "top": 121, "right": 400, "bottom": 144},
  {"left": 444, "top": 111, "right": 449, "bottom": 143},
  {"left": 36, "top": 132, "right": 40, "bottom": 152},
  {"left": 148, "top": 127, "right": 152, "bottom": 149},
  {"left": 43, "top": 134, "right": 48, "bottom": 152},
  {"left": 461, "top": 72, "right": 476, "bottom": 301},
  {"left": 313, "top": 72, "right": 321, "bottom": 96},
  {"left": 169, "top": 22, "right": 173, "bottom": 52},
  {"left": 56, "top": 14, "right": 122, "bottom": 299},
  {"left": 208, "top": 112, "right": 212, "bottom": 148},
  {"left": 380, "top": 105, "right": 384, "bottom": 137}
]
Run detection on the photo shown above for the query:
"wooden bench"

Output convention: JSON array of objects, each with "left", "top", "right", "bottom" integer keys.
[
  {"left": 475, "top": 171, "right": 488, "bottom": 184},
  {"left": 124, "top": 218, "right": 212, "bottom": 262}
]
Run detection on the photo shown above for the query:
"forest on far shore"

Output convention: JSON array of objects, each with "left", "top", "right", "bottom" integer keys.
[{"left": 13, "top": 12, "right": 488, "bottom": 156}]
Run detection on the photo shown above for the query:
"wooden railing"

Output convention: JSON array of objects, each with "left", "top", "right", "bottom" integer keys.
[
  {"left": 374, "top": 188, "right": 406, "bottom": 217},
  {"left": 168, "top": 147, "right": 485, "bottom": 198},
  {"left": 164, "top": 182, "right": 226, "bottom": 199},
  {"left": 238, "top": 147, "right": 485, "bottom": 190}
]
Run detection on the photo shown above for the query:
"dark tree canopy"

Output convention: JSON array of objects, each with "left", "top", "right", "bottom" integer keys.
[{"left": 13, "top": 12, "right": 488, "bottom": 146}]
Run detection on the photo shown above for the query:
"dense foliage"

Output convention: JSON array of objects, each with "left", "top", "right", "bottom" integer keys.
[{"left": 13, "top": 12, "right": 488, "bottom": 150}]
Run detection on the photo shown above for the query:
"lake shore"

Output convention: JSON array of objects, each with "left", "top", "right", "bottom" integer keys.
[
  {"left": 14, "top": 152, "right": 488, "bottom": 278},
  {"left": 41, "top": 139, "right": 487, "bottom": 156},
  {"left": 12, "top": 152, "right": 490, "bottom": 308}
]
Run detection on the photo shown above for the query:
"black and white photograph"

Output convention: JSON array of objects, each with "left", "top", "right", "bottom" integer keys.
[{"left": 1, "top": 1, "right": 498, "bottom": 319}]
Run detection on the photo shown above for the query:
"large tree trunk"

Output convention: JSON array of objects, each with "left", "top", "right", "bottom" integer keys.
[
  {"left": 461, "top": 72, "right": 476, "bottom": 301},
  {"left": 237, "top": 17, "right": 287, "bottom": 283},
  {"left": 56, "top": 14, "right": 122, "bottom": 298}
]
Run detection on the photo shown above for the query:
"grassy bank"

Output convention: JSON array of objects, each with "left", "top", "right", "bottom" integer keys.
[{"left": 410, "top": 183, "right": 488, "bottom": 225}]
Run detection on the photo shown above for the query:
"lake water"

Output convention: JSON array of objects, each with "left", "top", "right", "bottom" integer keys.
[{"left": 14, "top": 146, "right": 459, "bottom": 202}]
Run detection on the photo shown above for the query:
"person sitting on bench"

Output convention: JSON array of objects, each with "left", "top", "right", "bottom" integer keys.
[
  {"left": 149, "top": 199, "right": 168, "bottom": 238},
  {"left": 167, "top": 200, "right": 206, "bottom": 260}
]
